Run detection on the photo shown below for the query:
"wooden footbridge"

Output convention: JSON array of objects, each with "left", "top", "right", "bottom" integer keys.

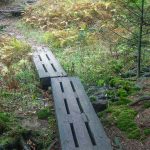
[{"left": 32, "top": 46, "right": 112, "bottom": 150}]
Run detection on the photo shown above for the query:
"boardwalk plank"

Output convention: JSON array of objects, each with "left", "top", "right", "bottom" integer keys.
[
  {"left": 32, "top": 47, "right": 67, "bottom": 89},
  {"left": 51, "top": 77, "right": 112, "bottom": 150}
]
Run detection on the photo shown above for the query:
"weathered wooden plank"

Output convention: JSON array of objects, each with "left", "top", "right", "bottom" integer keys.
[
  {"left": 51, "top": 77, "right": 112, "bottom": 150},
  {"left": 71, "top": 77, "right": 112, "bottom": 150},
  {"left": 33, "top": 52, "right": 51, "bottom": 89},
  {"left": 32, "top": 47, "right": 67, "bottom": 89},
  {"left": 42, "top": 47, "right": 67, "bottom": 76},
  {"left": 33, "top": 47, "right": 67, "bottom": 78},
  {"left": 51, "top": 78, "right": 77, "bottom": 150}
]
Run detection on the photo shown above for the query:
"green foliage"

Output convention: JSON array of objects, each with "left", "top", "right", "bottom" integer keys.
[
  {"left": 37, "top": 107, "right": 52, "bottom": 119},
  {"left": 100, "top": 106, "right": 141, "bottom": 139},
  {"left": 117, "top": 88, "right": 128, "bottom": 97},
  {"left": 106, "top": 77, "right": 138, "bottom": 106},
  {"left": 109, "top": 60, "right": 123, "bottom": 74},
  {"left": 0, "top": 137, "right": 15, "bottom": 146},
  {"left": 0, "top": 37, "right": 31, "bottom": 66},
  {"left": 97, "top": 79, "right": 105, "bottom": 86},
  {"left": 90, "top": 96, "right": 97, "bottom": 102},
  {"left": 143, "top": 101, "right": 150, "bottom": 108},
  {"left": 114, "top": 97, "right": 132, "bottom": 105},
  {"left": 0, "top": 112, "right": 11, "bottom": 133},
  {"left": 144, "top": 128, "right": 150, "bottom": 136}
]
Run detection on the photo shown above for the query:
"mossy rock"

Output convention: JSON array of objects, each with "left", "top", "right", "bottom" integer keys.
[{"left": 90, "top": 95, "right": 97, "bottom": 102}]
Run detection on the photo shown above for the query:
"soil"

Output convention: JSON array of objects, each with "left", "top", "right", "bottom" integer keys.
[{"left": 106, "top": 126, "right": 150, "bottom": 150}]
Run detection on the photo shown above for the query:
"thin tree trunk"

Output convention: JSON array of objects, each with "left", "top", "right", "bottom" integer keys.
[{"left": 137, "top": 0, "right": 145, "bottom": 77}]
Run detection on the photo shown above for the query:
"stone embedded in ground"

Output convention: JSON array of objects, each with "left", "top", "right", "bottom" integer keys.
[
  {"left": 138, "top": 95, "right": 150, "bottom": 101},
  {"left": 143, "top": 73, "right": 150, "bottom": 77},
  {"left": 26, "top": 0, "right": 37, "bottom": 4},
  {"left": 88, "top": 86, "right": 108, "bottom": 112},
  {"left": 92, "top": 99, "right": 108, "bottom": 112}
]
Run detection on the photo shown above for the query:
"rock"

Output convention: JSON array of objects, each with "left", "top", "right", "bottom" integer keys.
[
  {"left": 97, "top": 94, "right": 107, "bottom": 100},
  {"left": 143, "top": 73, "right": 150, "bottom": 77},
  {"left": 26, "top": 0, "right": 37, "bottom": 4},
  {"left": 87, "top": 86, "right": 109, "bottom": 112},
  {"left": 92, "top": 99, "right": 108, "bottom": 112},
  {"left": 138, "top": 95, "right": 150, "bottom": 101},
  {"left": 0, "top": 146, "right": 3, "bottom": 150}
]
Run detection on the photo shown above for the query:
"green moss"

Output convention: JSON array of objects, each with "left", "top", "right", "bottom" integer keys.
[
  {"left": 114, "top": 97, "right": 132, "bottom": 105},
  {"left": 144, "top": 128, "right": 150, "bottom": 136},
  {"left": 143, "top": 101, "right": 150, "bottom": 108},
  {"left": 97, "top": 79, "right": 105, "bottom": 86},
  {"left": 109, "top": 77, "right": 135, "bottom": 94},
  {"left": 117, "top": 88, "right": 128, "bottom": 97},
  {"left": 0, "top": 136, "right": 15, "bottom": 146},
  {"left": 90, "top": 96, "right": 97, "bottom": 102},
  {"left": 100, "top": 106, "right": 141, "bottom": 139},
  {"left": 128, "top": 128, "right": 141, "bottom": 139},
  {"left": 0, "top": 112, "right": 11, "bottom": 122},
  {"left": 0, "top": 112, "right": 11, "bottom": 132},
  {"left": 37, "top": 107, "right": 52, "bottom": 119}
]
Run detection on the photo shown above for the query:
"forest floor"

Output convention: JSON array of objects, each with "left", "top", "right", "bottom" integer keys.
[
  {"left": 0, "top": 1, "right": 60, "bottom": 150},
  {"left": 0, "top": 0, "right": 150, "bottom": 150}
]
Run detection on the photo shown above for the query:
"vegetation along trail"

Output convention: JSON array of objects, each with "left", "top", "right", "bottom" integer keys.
[{"left": 0, "top": 0, "right": 150, "bottom": 150}]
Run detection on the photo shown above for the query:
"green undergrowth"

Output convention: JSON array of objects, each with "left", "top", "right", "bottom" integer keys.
[
  {"left": 106, "top": 77, "right": 139, "bottom": 102},
  {"left": 143, "top": 101, "right": 150, "bottom": 108},
  {"left": 16, "top": 22, "right": 45, "bottom": 44},
  {"left": 16, "top": 22, "right": 115, "bottom": 83},
  {"left": 99, "top": 105, "right": 142, "bottom": 139},
  {"left": 37, "top": 107, "right": 52, "bottom": 119},
  {"left": 98, "top": 77, "right": 149, "bottom": 140},
  {"left": 0, "top": 112, "right": 28, "bottom": 146},
  {"left": 0, "top": 37, "right": 56, "bottom": 149},
  {"left": 19, "top": 0, "right": 150, "bottom": 142}
]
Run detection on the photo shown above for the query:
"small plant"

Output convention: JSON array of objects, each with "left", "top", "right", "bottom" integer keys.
[
  {"left": 37, "top": 107, "right": 52, "bottom": 119},
  {"left": 143, "top": 101, "right": 150, "bottom": 108},
  {"left": 144, "top": 128, "right": 150, "bottom": 136}
]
